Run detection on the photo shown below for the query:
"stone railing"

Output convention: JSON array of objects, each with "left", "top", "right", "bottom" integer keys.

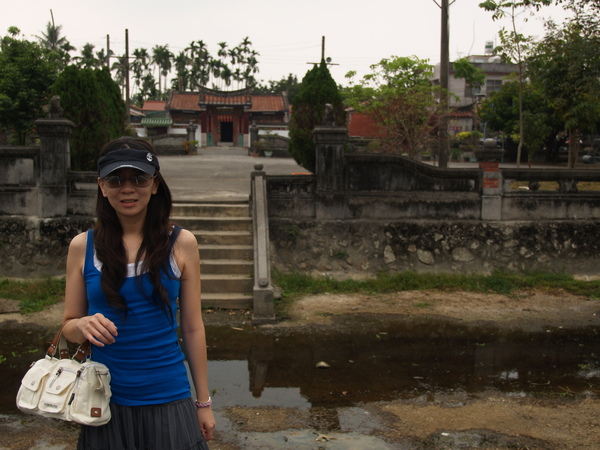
[
  {"left": 0, "top": 116, "right": 99, "bottom": 219},
  {"left": 264, "top": 123, "right": 600, "bottom": 277},
  {"left": 250, "top": 164, "right": 276, "bottom": 324}
]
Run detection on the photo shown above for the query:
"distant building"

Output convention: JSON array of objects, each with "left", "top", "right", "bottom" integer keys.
[
  {"left": 432, "top": 54, "right": 518, "bottom": 135},
  {"left": 137, "top": 90, "right": 289, "bottom": 148},
  {"left": 346, "top": 108, "right": 380, "bottom": 139}
]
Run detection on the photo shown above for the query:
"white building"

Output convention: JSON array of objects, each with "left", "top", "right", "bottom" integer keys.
[{"left": 433, "top": 54, "right": 518, "bottom": 135}]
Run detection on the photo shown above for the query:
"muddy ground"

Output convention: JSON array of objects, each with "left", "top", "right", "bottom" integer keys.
[{"left": 1, "top": 289, "right": 599, "bottom": 449}]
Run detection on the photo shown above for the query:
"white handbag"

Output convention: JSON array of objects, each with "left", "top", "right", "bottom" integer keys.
[{"left": 16, "top": 325, "right": 112, "bottom": 426}]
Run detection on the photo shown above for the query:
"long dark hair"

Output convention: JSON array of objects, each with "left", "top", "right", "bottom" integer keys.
[{"left": 95, "top": 137, "right": 175, "bottom": 317}]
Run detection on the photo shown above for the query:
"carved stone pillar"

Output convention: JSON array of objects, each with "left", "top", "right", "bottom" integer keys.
[
  {"left": 34, "top": 99, "right": 75, "bottom": 218},
  {"left": 312, "top": 104, "right": 349, "bottom": 219}
]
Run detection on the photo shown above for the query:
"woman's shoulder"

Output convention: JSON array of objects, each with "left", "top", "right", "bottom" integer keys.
[
  {"left": 173, "top": 227, "right": 197, "bottom": 248},
  {"left": 172, "top": 228, "right": 199, "bottom": 271},
  {"left": 69, "top": 230, "right": 89, "bottom": 249}
]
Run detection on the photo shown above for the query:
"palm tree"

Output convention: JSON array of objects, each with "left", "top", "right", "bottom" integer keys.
[
  {"left": 131, "top": 48, "right": 150, "bottom": 95},
  {"left": 244, "top": 51, "right": 260, "bottom": 88},
  {"left": 36, "top": 11, "right": 76, "bottom": 70},
  {"left": 111, "top": 55, "right": 127, "bottom": 95},
  {"left": 173, "top": 51, "right": 189, "bottom": 91},
  {"left": 185, "top": 40, "right": 212, "bottom": 90},
  {"left": 95, "top": 48, "right": 113, "bottom": 68},
  {"left": 209, "top": 59, "right": 219, "bottom": 89},
  {"left": 152, "top": 44, "right": 173, "bottom": 95},
  {"left": 217, "top": 42, "right": 228, "bottom": 61},
  {"left": 75, "top": 43, "right": 101, "bottom": 68}
]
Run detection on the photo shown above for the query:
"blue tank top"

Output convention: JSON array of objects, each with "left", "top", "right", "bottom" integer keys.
[{"left": 83, "top": 228, "right": 191, "bottom": 406}]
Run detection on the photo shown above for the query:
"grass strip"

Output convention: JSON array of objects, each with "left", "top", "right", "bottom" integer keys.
[
  {"left": 0, "top": 277, "right": 66, "bottom": 314},
  {"left": 273, "top": 270, "right": 600, "bottom": 300},
  {"left": 2, "top": 271, "right": 599, "bottom": 314}
]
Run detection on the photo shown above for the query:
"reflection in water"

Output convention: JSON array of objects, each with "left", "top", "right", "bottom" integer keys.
[
  {"left": 207, "top": 319, "right": 600, "bottom": 408},
  {"left": 1, "top": 320, "right": 599, "bottom": 414},
  {"left": 209, "top": 360, "right": 310, "bottom": 408}
]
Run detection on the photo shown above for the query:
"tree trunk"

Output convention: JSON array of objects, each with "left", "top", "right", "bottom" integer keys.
[{"left": 568, "top": 129, "right": 581, "bottom": 169}]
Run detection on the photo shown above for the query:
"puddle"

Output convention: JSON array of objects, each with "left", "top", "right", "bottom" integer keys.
[{"left": 2, "top": 320, "right": 599, "bottom": 415}]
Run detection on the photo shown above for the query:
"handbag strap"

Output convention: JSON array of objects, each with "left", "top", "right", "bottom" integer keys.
[{"left": 46, "top": 322, "right": 92, "bottom": 363}]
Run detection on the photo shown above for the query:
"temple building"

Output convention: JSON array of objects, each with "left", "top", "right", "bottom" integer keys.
[{"left": 139, "top": 89, "right": 289, "bottom": 150}]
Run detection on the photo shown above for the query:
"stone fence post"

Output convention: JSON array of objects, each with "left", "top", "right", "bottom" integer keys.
[
  {"left": 250, "top": 121, "right": 259, "bottom": 150},
  {"left": 34, "top": 107, "right": 75, "bottom": 218},
  {"left": 313, "top": 125, "right": 348, "bottom": 192},
  {"left": 312, "top": 104, "right": 349, "bottom": 219},
  {"left": 186, "top": 121, "right": 198, "bottom": 153},
  {"left": 475, "top": 139, "right": 505, "bottom": 221}
]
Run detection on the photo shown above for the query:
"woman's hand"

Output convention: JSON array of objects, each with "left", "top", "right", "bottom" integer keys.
[
  {"left": 197, "top": 407, "right": 216, "bottom": 441},
  {"left": 75, "top": 313, "right": 118, "bottom": 346}
]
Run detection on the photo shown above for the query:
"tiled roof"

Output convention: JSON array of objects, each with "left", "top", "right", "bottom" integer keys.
[
  {"left": 201, "top": 93, "right": 251, "bottom": 106},
  {"left": 449, "top": 110, "right": 474, "bottom": 118},
  {"left": 169, "top": 93, "right": 201, "bottom": 111},
  {"left": 165, "top": 90, "right": 288, "bottom": 113},
  {"left": 130, "top": 104, "right": 144, "bottom": 117},
  {"left": 141, "top": 117, "right": 173, "bottom": 127},
  {"left": 250, "top": 95, "right": 286, "bottom": 112},
  {"left": 142, "top": 100, "right": 166, "bottom": 112}
]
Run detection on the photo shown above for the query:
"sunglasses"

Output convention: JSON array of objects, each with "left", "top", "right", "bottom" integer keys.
[{"left": 102, "top": 174, "right": 156, "bottom": 188}]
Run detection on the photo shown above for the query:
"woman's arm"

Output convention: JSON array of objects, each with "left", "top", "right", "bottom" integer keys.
[
  {"left": 62, "top": 232, "right": 117, "bottom": 346},
  {"left": 176, "top": 229, "right": 216, "bottom": 441}
]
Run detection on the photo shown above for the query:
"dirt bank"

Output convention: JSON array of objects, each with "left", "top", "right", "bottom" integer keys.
[{"left": 1, "top": 290, "right": 599, "bottom": 449}]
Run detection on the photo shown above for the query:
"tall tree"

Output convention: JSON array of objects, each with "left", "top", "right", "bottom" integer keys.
[
  {"left": 288, "top": 60, "right": 345, "bottom": 172},
  {"left": 345, "top": 56, "right": 449, "bottom": 159},
  {"left": 172, "top": 51, "right": 190, "bottom": 91},
  {"left": 131, "top": 48, "right": 149, "bottom": 86},
  {"left": 110, "top": 55, "right": 127, "bottom": 95},
  {"left": 152, "top": 44, "right": 173, "bottom": 96},
  {"left": 255, "top": 74, "right": 300, "bottom": 103},
  {"left": 0, "top": 27, "right": 56, "bottom": 144},
  {"left": 75, "top": 43, "right": 104, "bottom": 69},
  {"left": 51, "top": 66, "right": 126, "bottom": 170},
  {"left": 479, "top": 78, "right": 559, "bottom": 163},
  {"left": 479, "top": 0, "right": 552, "bottom": 166},
  {"left": 36, "top": 11, "right": 75, "bottom": 71},
  {"left": 527, "top": 15, "right": 600, "bottom": 167}
]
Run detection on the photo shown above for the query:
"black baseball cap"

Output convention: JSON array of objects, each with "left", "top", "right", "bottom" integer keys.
[{"left": 98, "top": 148, "right": 160, "bottom": 178}]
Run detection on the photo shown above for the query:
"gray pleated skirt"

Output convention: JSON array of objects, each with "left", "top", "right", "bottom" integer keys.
[{"left": 77, "top": 398, "right": 209, "bottom": 450}]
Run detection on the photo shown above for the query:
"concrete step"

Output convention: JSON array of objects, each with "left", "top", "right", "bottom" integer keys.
[
  {"left": 200, "top": 245, "right": 253, "bottom": 260},
  {"left": 173, "top": 200, "right": 253, "bottom": 310},
  {"left": 201, "top": 293, "right": 253, "bottom": 309},
  {"left": 172, "top": 203, "right": 250, "bottom": 218},
  {"left": 201, "top": 274, "right": 254, "bottom": 293},
  {"left": 195, "top": 230, "right": 252, "bottom": 246},
  {"left": 173, "top": 216, "right": 252, "bottom": 232},
  {"left": 201, "top": 259, "right": 253, "bottom": 275}
]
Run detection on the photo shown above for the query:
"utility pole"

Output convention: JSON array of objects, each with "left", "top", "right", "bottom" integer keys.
[
  {"left": 106, "top": 34, "right": 110, "bottom": 68},
  {"left": 307, "top": 36, "right": 338, "bottom": 66},
  {"left": 438, "top": 0, "right": 450, "bottom": 168},
  {"left": 125, "top": 29, "right": 130, "bottom": 125}
]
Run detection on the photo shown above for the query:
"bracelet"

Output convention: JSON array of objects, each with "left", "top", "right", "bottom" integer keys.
[{"left": 194, "top": 396, "right": 212, "bottom": 408}]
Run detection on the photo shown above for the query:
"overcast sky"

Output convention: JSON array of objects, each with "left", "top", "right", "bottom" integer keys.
[{"left": 3, "top": 0, "right": 569, "bottom": 86}]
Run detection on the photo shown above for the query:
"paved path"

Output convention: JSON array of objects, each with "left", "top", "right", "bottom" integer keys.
[
  {"left": 159, "top": 148, "right": 596, "bottom": 202},
  {"left": 159, "top": 147, "right": 307, "bottom": 202}
]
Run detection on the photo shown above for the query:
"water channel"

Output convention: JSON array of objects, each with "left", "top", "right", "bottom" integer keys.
[{"left": 2, "top": 317, "right": 599, "bottom": 415}]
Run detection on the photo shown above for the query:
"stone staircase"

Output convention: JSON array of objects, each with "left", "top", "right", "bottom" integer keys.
[{"left": 171, "top": 201, "right": 254, "bottom": 309}]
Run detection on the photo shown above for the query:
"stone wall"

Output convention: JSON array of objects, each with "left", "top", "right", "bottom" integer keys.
[
  {"left": 0, "top": 216, "right": 95, "bottom": 278},
  {"left": 269, "top": 219, "right": 600, "bottom": 277},
  {"left": 151, "top": 135, "right": 188, "bottom": 155}
]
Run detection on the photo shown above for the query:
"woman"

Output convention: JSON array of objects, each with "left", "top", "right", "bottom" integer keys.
[{"left": 62, "top": 137, "right": 215, "bottom": 449}]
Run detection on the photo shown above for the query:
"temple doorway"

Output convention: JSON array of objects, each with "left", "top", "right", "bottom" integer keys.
[{"left": 220, "top": 121, "right": 233, "bottom": 143}]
